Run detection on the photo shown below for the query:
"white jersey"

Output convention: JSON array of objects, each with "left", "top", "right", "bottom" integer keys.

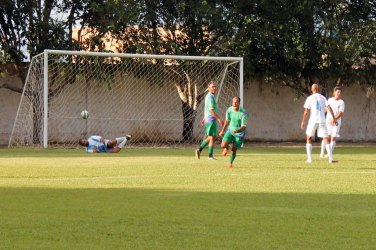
[
  {"left": 304, "top": 93, "right": 329, "bottom": 123},
  {"left": 86, "top": 135, "right": 105, "bottom": 153},
  {"left": 326, "top": 97, "right": 345, "bottom": 125}
]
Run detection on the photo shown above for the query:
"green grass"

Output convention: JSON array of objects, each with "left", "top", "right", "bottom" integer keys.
[{"left": 0, "top": 146, "right": 375, "bottom": 249}]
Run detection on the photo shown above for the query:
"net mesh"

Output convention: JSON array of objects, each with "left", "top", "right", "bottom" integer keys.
[{"left": 9, "top": 52, "right": 241, "bottom": 148}]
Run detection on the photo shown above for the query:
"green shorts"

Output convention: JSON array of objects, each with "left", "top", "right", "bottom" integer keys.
[
  {"left": 222, "top": 131, "right": 244, "bottom": 149},
  {"left": 205, "top": 121, "right": 217, "bottom": 136}
]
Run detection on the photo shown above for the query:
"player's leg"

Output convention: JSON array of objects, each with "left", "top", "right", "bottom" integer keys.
[
  {"left": 331, "top": 137, "right": 337, "bottom": 153},
  {"left": 111, "top": 146, "right": 121, "bottom": 153},
  {"left": 196, "top": 122, "right": 214, "bottom": 159},
  {"left": 106, "top": 139, "right": 117, "bottom": 148},
  {"left": 305, "top": 122, "right": 317, "bottom": 163},
  {"left": 323, "top": 136, "right": 334, "bottom": 162},
  {"left": 220, "top": 140, "right": 229, "bottom": 156},
  {"left": 228, "top": 136, "right": 243, "bottom": 168},
  {"left": 196, "top": 137, "right": 209, "bottom": 159},
  {"left": 107, "top": 135, "right": 132, "bottom": 153},
  {"left": 221, "top": 131, "right": 232, "bottom": 156},
  {"left": 320, "top": 139, "right": 326, "bottom": 158},
  {"left": 318, "top": 123, "right": 336, "bottom": 163},
  {"left": 115, "top": 135, "right": 131, "bottom": 149},
  {"left": 228, "top": 147, "right": 237, "bottom": 169},
  {"left": 330, "top": 124, "right": 340, "bottom": 154},
  {"left": 321, "top": 123, "right": 333, "bottom": 158},
  {"left": 207, "top": 135, "right": 216, "bottom": 160},
  {"left": 196, "top": 121, "right": 217, "bottom": 160},
  {"left": 207, "top": 121, "right": 217, "bottom": 159}
]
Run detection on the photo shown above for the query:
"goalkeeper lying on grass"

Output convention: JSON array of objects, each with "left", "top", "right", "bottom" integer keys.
[{"left": 79, "top": 135, "right": 131, "bottom": 153}]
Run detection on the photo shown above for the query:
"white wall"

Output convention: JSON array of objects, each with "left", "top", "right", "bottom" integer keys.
[
  {"left": 244, "top": 82, "right": 376, "bottom": 142},
  {"left": 1, "top": 74, "right": 375, "bottom": 145},
  {"left": 0, "top": 76, "right": 22, "bottom": 145}
]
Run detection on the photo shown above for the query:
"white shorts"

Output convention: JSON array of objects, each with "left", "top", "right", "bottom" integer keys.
[
  {"left": 327, "top": 123, "right": 341, "bottom": 138},
  {"left": 306, "top": 122, "right": 328, "bottom": 138}
]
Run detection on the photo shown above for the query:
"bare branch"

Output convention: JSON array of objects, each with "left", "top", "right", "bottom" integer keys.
[
  {"left": 174, "top": 83, "right": 187, "bottom": 103},
  {"left": 0, "top": 83, "right": 23, "bottom": 93},
  {"left": 184, "top": 71, "right": 193, "bottom": 107},
  {"left": 193, "top": 84, "right": 198, "bottom": 110}
]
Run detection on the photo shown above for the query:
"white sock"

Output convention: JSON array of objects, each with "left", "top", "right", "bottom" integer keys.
[
  {"left": 116, "top": 137, "right": 127, "bottom": 148},
  {"left": 320, "top": 140, "right": 325, "bottom": 156},
  {"left": 330, "top": 141, "right": 336, "bottom": 154},
  {"left": 306, "top": 144, "right": 312, "bottom": 161},
  {"left": 325, "top": 143, "right": 333, "bottom": 162}
]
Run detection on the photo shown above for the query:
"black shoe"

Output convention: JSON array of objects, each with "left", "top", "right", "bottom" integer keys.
[
  {"left": 126, "top": 134, "right": 132, "bottom": 140},
  {"left": 195, "top": 149, "right": 200, "bottom": 159}
]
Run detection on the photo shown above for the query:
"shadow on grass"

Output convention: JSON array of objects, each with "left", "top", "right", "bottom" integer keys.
[{"left": 1, "top": 187, "right": 375, "bottom": 249}]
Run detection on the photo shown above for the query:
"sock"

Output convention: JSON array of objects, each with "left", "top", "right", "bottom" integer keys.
[
  {"left": 230, "top": 154, "right": 236, "bottom": 163},
  {"left": 306, "top": 144, "right": 312, "bottom": 161},
  {"left": 199, "top": 140, "right": 208, "bottom": 152},
  {"left": 330, "top": 141, "right": 336, "bottom": 154},
  {"left": 116, "top": 137, "right": 127, "bottom": 148},
  {"left": 208, "top": 147, "right": 213, "bottom": 157},
  {"left": 320, "top": 140, "right": 325, "bottom": 156},
  {"left": 325, "top": 143, "right": 333, "bottom": 162}
]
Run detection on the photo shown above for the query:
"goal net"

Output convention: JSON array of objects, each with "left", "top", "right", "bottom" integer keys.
[{"left": 9, "top": 50, "right": 243, "bottom": 148}]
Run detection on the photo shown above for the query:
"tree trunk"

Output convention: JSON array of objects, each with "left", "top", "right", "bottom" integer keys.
[
  {"left": 181, "top": 102, "right": 196, "bottom": 142},
  {"left": 32, "top": 101, "right": 42, "bottom": 145},
  {"left": 31, "top": 86, "right": 43, "bottom": 145}
]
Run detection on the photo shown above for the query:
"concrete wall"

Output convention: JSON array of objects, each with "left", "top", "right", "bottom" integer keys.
[
  {"left": 0, "top": 75, "right": 23, "bottom": 145},
  {"left": 245, "top": 82, "right": 376, "bottom": 142},
  {"left": 1, "top": 73, "right": 375, "bottom": 145}
]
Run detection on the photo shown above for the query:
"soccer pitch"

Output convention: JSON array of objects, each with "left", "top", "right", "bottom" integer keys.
[{"left": 1, "top": 146, "right": 375, "bottom": 249}]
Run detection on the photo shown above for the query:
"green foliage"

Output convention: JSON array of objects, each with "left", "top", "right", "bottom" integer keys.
[
  {"left": 222, "top": 0, "right": 376, "bottom": 96},
  {"left": 1, "top": 0, "right": 375, "bottom": 96}
]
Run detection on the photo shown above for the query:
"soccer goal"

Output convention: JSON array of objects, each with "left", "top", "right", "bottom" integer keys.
[{"left": 9, "top": 50, "right": 243, "bottom": 148}]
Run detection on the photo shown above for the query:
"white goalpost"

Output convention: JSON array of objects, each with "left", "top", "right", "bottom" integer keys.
[{"left": 9, "top": 50, "right": 243, "bottom": 148}]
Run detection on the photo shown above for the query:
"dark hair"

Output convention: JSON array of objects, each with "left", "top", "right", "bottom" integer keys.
[
  {"left": 233, "top": 96, "right": 241, "bottom": 102},
  {"left": 208, "top": 81, "right": 216, "bottom": 86},
  {"left": 334, "top": 86, "right": 342, "bottom": 92},
  {"left": 79, "top": 139, "right": 87, "bottom": 146}
]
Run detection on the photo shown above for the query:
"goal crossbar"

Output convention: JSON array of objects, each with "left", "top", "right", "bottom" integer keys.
[{"left": 45, "top": 49, "right": 243, "bottom": 62}]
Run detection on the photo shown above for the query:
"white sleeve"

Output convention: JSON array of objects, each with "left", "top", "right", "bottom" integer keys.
[
  {"left": 303, "top": 97, "right": 310, "bottom": 109},
  {"left": 339, "top": 101, "right": 345, "bottom": 113},
  {"left": 89, "top": 136, "right": 102, "bottom": 143}
]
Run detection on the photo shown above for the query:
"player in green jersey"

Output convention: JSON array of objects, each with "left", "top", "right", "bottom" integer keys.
[
  {"left": 195, "top": 81, "right": 223, "bottom": 160},
  {"left": 219, "top": 96, "right": 248, "bottom": 169}
]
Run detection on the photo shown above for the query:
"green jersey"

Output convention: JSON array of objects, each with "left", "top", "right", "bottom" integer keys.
[
  {"left": 204, "top": 93, "right": 218, "bottom": 122},
  {"left": 225, "top": 107, "right": 248, "bottom": 138}
]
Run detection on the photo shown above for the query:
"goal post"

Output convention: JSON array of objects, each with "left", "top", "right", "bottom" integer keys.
[{"left": 9, "top": 50, "right": 243, "bottom": 148}]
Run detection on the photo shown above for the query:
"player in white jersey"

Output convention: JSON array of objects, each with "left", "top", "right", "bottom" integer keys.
[
  {"left": 301, "top": 83, "right": 338, "bottom": 163},
  {"left": 79, "top": 135, "right": 131, "bottom": 153},
  {"left": 320, "top": 86, "right": 345, "bottom": 157}
]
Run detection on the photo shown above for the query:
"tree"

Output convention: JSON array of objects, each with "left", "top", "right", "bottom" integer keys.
[
  {"left": 0, "top": 0, "right": 87, "bottom": 91},
  {"left": 107, "top": 0, "right": 229, "bottom": 142},
  {"left": 222, "top": 0, "right": 376, "bottom": 97}
]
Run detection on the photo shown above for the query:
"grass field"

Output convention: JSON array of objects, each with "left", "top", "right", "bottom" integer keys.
[{"left": 1, "top": 146, "right": 375, "bottom": 249}]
